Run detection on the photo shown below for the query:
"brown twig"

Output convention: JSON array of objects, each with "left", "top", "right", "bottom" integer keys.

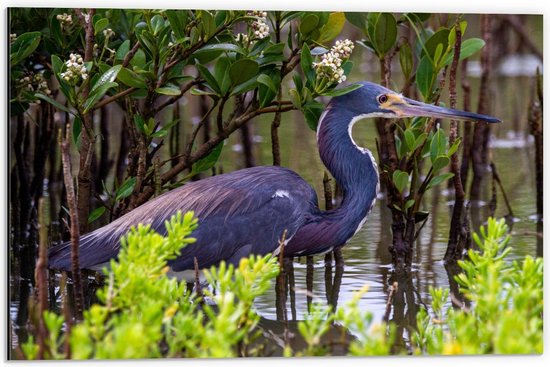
[
  {"left": 489, "top": 162, "right": 515, "bottom": 218},
  {"left": 35, "top": 197, "right": 49, "bottom": 359},
  {"left": 122, "top": 41, "right": 141, "bottom": 67},
  {"left": 470, "top": 14, "right": 492, "bottom": 202},
  {"left": 445, "top": 15, "right": 469, "bottom": 263},
  {"left": 60, "top": 127, "right": 84, "bottom": 321},
  {"left": 501, "top": 15, "right": 543, "bottom": 61},
  {"left": 75, "top": 8, "right": 96, "bottom": 234},
  {"left": 133, "top": 104, "right": 296, "bottom": 206},
  {"left": 92, "top": 87, "right": 137, "bottom": 111},
  {"left": 270, "top": 90, "right": 283, "bottom": 166}
]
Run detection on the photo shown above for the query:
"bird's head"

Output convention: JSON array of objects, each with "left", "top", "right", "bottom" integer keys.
[{"left": 334, "top": 81, "right": 501, "bottom": 123}]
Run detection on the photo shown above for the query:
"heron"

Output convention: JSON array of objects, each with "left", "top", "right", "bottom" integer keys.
[{"left": 48, "top": 81, "right": 500, "bottom": 276}]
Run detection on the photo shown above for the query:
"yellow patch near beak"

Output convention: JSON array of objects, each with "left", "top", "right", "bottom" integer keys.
[{"left": 380, "top": 94, "right": 408, "bottom": 116}]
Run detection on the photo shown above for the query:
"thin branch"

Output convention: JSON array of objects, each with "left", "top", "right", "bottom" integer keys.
[
  {"left": 59, "top": 127, "right": 84, "bottom": 321},
  {"left": 92, "top": 87, "right": 137, "bottom": 111},
  {"left": 122, "top": 41, "right": 141, "bottom": 67}
]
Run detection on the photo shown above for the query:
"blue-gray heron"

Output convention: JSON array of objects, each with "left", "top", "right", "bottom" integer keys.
[{"left": 48, "top": 82, "right": 500, "bottom": 274}]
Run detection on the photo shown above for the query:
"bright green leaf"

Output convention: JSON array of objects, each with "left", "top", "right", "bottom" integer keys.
[
  {"left": 155, "top": 85, "right": 182, "bottom": 96},
  {"left": 318, "top": 12, "right": 346, "bottom": 44}
]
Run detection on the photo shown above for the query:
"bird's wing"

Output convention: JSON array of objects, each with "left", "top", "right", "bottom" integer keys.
[{"left": 48, "top": 166, "right": 318, "bottom": 271}]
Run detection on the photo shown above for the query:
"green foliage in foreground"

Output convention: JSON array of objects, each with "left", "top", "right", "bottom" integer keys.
[
  {"left": 414, "top": 218, "right": 543, "bottom": 355},
  {"left": 22, "top": 215, "right": 542, "bottom": 359}
]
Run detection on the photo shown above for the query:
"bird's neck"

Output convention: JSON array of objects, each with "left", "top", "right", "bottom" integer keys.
[{"left": 316, "top": 104, "right": 380, "bottom": 236}]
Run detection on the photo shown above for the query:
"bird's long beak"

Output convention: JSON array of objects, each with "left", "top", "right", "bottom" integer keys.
[{"left": 385, "top": 95, "right": 501, "bottom": 123}]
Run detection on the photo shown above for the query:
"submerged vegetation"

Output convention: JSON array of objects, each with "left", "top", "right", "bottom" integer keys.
[{"left": 21, "top": 214, "right": 542, "bottom": 359}]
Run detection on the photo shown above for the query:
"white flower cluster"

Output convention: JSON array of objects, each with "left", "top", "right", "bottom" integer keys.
[
  {"left": 61, "top": 53, "right": 88, "bottom": 83},
  {"left": 235, "top": 33, "right": 249, "bottom": 44},
  {"left": 247, "top": 11, "right": 270, "bottom": 39},
  {"left": 331, "top": 39, "right": 354, "bottom": 59},
  {"left": 313, "top": 39, "right": 355, "bottom": 84},
  {"left": 10, "top": 33, "right": 17, "bottom": 42},
  {"left": 56, "top": 13, "right": 73, "bottom": 29},
  {"left": 17, "top": 73, "right": 52, "bottom": 95},
  {"left": 247, "top": 10, "right": 268, "bottom": 18},
  {"left": 103, "top": 28, "right": 115, "bottom": 39}
]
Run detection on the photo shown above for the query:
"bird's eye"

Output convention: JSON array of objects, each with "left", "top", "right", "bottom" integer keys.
[{"left": 378, "top": 94, "right": 388, "bottom": 104}]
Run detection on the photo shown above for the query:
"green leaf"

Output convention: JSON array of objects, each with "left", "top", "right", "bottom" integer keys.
[
  {"left": 231, "top": 78, "right": 258, "bottom": 96},
  {"left": 73, "top": 116, "right": 82, "bottom": 147},
  {"left": 299, "top": 13, "right": 319, "bottom": 37},
  {"left": 229, "top": 59, "right": 259, "bottom": 87},
  {"left": 130, "top": 49, "right": 146, "bottom": 69},
  {"left": 257, "top": 74, "right": 277, "bottom": 93},
  {"left": 442, "top": 38, "right": 485, "bottom": 66},
  {"left": 300, "top": 44, "right": 314, "bottom": 84},
  {"left": 399, "top": 41, "right": 413, "bottom": 79},
  {"left": 404, "top": 130, "right": 415, "bottom": 151},
  {"left": 191, "top": 143, "right": 223, "bottom": 175},
  {"left": 196, "top": 64, "right": 221, "bottom": 94},
  {"left": 151, "top": 129, "right": 168, "bottom": 138},
  {"left": 318, "top": 12, "right": 346, "bottom": 44},
  {"left": 166, "top": 10, "right": 188, "bottom": 40},
  {"left": 88, "top": 206, "right": 106, "bottom": 224},
  {"left": 345, "top": 12, "right": 367, "bottom": 31},
  {"left": 404, "top": 199, "right": 415, "bottom": 210},
  {"left": 134, "top": 115, "right": 145, "bottom": 133},
  {"left": 289, "top": 88, "right": 302, "bottom": 109},
  {"left": 192, "top": 43, "right": 243, "bottom": 57},
  {"left": 413, "top": 132, "right": 428, "bottom": 151},
  {"left": 422, "top": 28, "right": 450, "bottom": 62},
  {"left": 264, "top": 42, "right": 286, "bottom": 55},
  {"left": 115, "top": 177, "right": 137, "bottom": 201},
  {"left": 155, "top": 85, "right": 181, "bottom": 96},
  {"left": 430, "top": 128, "right": 447, "bottom": 163},
  {"left": 116, "top": 40, "right": 131, "bottom": 60},
  {"left": 416, "top": 55, "right": 436, "bottom": 100},
  {"left": 373, "top": 13, "right": 397, "bottom": 56},
  {"left": 117, "top": 67, "right": 148, "bottom": 89},
  {"left": 10, "top": 31, "right": 41, "bottom": 66},
  {"left": 150, "top": 14, "right": 165, "bottom": 36},
  {"left": 51, "top": 54, "right": 63, "bottom": 74},
  {"left": 392, "top": 170, "right": 409, "bottom": 193},
  {"left": 322, "top": 83, "right": 363, "bottom": 97},
  {"left": 34, "top": 93, "right": 72, "bottom": 114},
  {"left": 432, "top": 155, "right": 450, "bottom": 172},
  {"left": 448, "top": 21, "right": 468, "bottom": 50},
  {"left": 83, "top": 82, "right": 118, "bottom": 113},
  {"left": 94, "top": 18, "right": 109, "bottom": 35},
  {"left": 302, "top": 101, "right": 325, "bottom": 131},
  {"left": 427, "top": 172, "right": 455, "bottom": 189},
  {"left": 448, "top": 138, "right": 461, "bottom": 156},
  {"left": 91, "top": 65, "right": 122, "bottom": 95},
  {"left": 214, "top": 56, "right": 232, "bottom": 94}
]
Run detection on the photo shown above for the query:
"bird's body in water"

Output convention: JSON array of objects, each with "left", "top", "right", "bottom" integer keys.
[{"left": 48, "top": 82, "right": 500, "bottom": 274}]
